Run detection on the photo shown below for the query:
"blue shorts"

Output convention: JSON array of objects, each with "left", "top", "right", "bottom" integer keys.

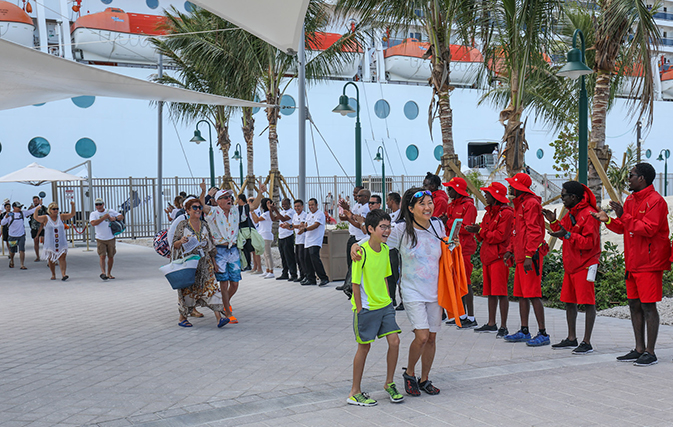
[{"left": 214, "top": 246, "right": 241, "bottom": 282}]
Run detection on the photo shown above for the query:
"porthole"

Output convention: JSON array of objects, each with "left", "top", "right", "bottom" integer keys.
[
  {"left": 406, "top": 144, "right": 419, "bottom": 161},
  {"left": 72, "top": 96, "right": 95, "bottom": 108},
  {"left": 280, "top": 94, "right": 296, "bottom": 116},
  {"left": 184, "top": 1, "right": 195, "bottom": 12},
  {"left": 374, "top": 99, "right": 390, "bottom": 119},
  {"left": 101, "top": 0, "right": 113, "bottom": 4},
  {"left": 28, "top": 137, "right": 51, "bottom": 158},
  {"left": 76, "top": 138, "right": 97, "bottom": 159},
  {"left": 434, "top": 145, "right": 443, "bottom": 161},
  {"left": 146, "top": 0, "right": 159, "bottom": 9},
  {"left": 404, "top": 101, "right": 419, "bottom": 120},
  {"left": 346, "top": 97, "right": 358, "bottom": 118}
]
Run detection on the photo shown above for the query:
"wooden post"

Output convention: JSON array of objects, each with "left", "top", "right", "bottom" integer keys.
[{"left": 588, "top": 149, "right": 620, "bottom": 203}]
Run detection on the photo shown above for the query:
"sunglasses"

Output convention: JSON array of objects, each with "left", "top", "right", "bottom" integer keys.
[
  {"left": 95, "top": 203, "right": 103, "bottom": 206},
  {"left": 191, "top": 205, "right": 203, "bottom": 210},
  {"left": 413, "top": 190, "right": 432, "bottom": 199},
  {"left": 50, "top": 208, "right": 59, "bottom": 211},
  {"left": 368, "top": 201, "right": 379, "bottom": 205}
]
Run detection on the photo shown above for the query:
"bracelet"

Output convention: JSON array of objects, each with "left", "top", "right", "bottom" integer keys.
[
  {"left": 606, "top": 217, "right": 612, "bottom": 225},
  {"left": 565, "top": 231, "right": 571, "bottom": 240}
]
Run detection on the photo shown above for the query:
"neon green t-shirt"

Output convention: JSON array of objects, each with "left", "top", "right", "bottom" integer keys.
[{"left": 351, "top": 241, "right": 393, "bottom": 312}]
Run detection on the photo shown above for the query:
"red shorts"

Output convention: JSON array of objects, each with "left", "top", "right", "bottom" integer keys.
[
  {"left": 463, "top": 255, "right": 474, "bottom": 284},
  {"left": 513, "top": 260, "right": 543, "bottom": 298},
  {"left": 626, "top": 271, "right": 663, "bottom": 303},
  {"left": 482, "top": 260, "right": 509, "bottom": 296},
  {"left": 561, "top": 270, "right": 595, "bottom": 305}
]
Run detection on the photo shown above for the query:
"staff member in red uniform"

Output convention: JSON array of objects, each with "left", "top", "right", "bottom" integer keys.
[
  {"left": 423, "top": 172, "right": 448, "bottom": 218},
  {"left": 502, "top": 173, "right": 550, "bottom": 346},
  {"left": 593, "top": 163, "right": 671, "bottom": 366},
  {"left": 442, "top": 177, "right": 478, "bottom": 329},
  {"left": 466, "top": 182, "right": 513, "bottom": 338},
  {"left": 543, "top": 181, "right": 600, "bottom": 355}
]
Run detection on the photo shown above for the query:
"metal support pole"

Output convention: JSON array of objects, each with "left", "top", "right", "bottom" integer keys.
[
  {"left": 578, "top": 56, "right": 588, "bottom": 184},
  {"left": 209, "top": 140, "right": 215, "bottom": 189},
  {"left": 298, "top": 24, "right": 307, "bottom": 200},
  {"left": 156, "top": 54, "right": 164, "bottom": 234},
  {"left": 382, "top": 156, "right": 385, "bottom": 208},
  {"left": 636, "top": 120, "right": 642, "bottom": 162}
]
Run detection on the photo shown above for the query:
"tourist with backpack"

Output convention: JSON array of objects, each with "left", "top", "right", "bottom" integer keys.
[
  {"left": 1, "top": 201, "right": 40, "bottom": 269},
  {"left": 89, "top": 198, "right": 124, "bottom": 280}
]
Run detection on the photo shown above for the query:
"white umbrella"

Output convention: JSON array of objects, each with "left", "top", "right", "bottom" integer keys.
[{"left": 0, "top": 163, "right": 86, "bottom": 186}]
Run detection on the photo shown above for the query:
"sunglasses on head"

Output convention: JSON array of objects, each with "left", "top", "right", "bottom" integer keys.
[
  {"left": 191, "top": 205, "right": 203, "bottom": 210},
  {"left": 413, "top": 190, "right": 432, "bottom": 199}
]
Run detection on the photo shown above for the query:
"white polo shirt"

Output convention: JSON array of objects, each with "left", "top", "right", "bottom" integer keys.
[
  {"left": 278, "top": 208, "right": 295, "bottom": 239},
  {"left": 304, "top": 210, "right": 325, "bottom": 248},
  {"left": 348, "top": 202, "right": 369, "bottom": 240},
  {"left": 293, "top": 210, "right": 307, "bottom": 245}
]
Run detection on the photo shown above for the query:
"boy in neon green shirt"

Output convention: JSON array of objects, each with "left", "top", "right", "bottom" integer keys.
[{"left": 347, "top": 209, "right": 403, "bottom": 407}]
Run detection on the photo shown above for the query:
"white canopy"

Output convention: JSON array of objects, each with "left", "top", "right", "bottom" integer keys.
[
  {"left": 190, "top": 0, "right": 309, "bottom": 54},
  {"left": 0, "top": 163, "right": 86, "bottom": 186},
  {"left": 0, "top": 38, "right": 267, "bottom": 111}
]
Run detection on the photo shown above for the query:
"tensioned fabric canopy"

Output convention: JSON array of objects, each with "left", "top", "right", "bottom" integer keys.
[
  {"left": 0, "top": 38, "right": 267, "bottom": 111},
  {"left": 0, "top": 163, "right": 85, "bottom": 186},
  {"left": 190, "top": 0, "right": 310, "bottom": 54}
]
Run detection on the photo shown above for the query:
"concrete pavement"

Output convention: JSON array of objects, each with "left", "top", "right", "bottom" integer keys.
[{"left": 2, "top": 240, "right": 673, "bottom": 427}]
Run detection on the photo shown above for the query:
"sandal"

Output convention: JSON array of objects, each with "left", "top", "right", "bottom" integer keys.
[
  {"left": 61, "top": 276, "right": 69, "bottom": 281},
  {"left": 402, "top": 368, "right": 421, "bottom": 396},
  {"left": 189, "top": 309, "right": 204, "bottom": 318},
  {"left": 20, "top": 266, "right": 27, "bottom": 270},
  {"left": 100, "top": 273, "right": 108, "bottom": 281},
  {"left": 9, "top": 261, "right": 13, "bottom": 268},
  {"left": 178, "top": 319, "right": 193, "bottom": 328},
  {"left": 217, "top": 317, "right": 230, "bottom": 328},
  {"left": 418, "top": 379, "right": 440, "bottom": 395}
]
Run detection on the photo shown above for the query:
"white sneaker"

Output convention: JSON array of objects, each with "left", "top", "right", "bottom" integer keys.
[
  {"left": 264, "top": 273, "right": 275, "bottom": 279},
  {"left": 260, "top": 272, "right": 269, "bottom": 278}
]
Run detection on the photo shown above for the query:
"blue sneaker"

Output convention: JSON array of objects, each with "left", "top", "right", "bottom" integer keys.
[
  {"left": 503, "top": 330, "right": 531, "bottom": 342},
  {"left": 526, "top": 333, "right": 551, "bottom": 347}
]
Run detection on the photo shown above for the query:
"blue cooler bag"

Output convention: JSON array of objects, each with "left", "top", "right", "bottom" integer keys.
[{"left": 159, "top": 255, "right": 201, "bottom": 289}]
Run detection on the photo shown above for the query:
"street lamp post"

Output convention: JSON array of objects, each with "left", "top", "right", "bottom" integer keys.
[
  {"left": 557, "top": 29, "right": 594, "bottom": 185},
  {"left": 332, "top": 82, "right": 361, "bottom": 186},
  {"left": 190, "top": 120, "right": 215, "bottom": 189},
  {"left": 374, "top": 146, "right": 385, "bottom": 208},
  {"left": 657, "top": 149, "right": 670, "bottom": 196},
  {"left": 233, "top": 143, "right": 244, "bottom": 187}
]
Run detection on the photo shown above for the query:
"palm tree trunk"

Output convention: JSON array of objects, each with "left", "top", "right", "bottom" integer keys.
[
  {"left": 242, "top": 107, "right": 255, "bottom": 195},
  {"left": 438, "top": 88, "right": 459, "bottom": 182},
  {"left": 266, "top": 89, "right": 281, "bottom": 202},
  {"left": 588, "top": 71, "right": 612, "bottom": 206}
]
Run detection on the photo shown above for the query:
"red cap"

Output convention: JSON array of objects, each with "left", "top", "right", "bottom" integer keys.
[
  {"left": 442, "top": 177, "right": 469, "bottom": 197},
  {"left": 505, "top": 173, "right": 534, "bottom": 194},
  {"left": 479, "top": 182, "right": 510, "bottom": 204}
]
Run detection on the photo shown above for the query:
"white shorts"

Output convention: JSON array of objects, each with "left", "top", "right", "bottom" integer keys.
[{"left": 404, "top": 301, "right": 442, "bottom": 333}]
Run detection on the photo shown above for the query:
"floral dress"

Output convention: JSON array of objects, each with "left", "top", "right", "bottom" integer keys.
[{"left": 172, "top": 218, "right": 224, "bottom": 317}]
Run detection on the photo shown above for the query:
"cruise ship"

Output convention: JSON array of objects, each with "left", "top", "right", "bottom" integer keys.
[{"left": 1, "top": 0, "right": 673, "bottom": 206}]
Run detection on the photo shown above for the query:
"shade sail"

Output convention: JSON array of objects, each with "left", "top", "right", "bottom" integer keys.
[
  {"left": 0, "top": 38, "right": 267, "bottom": 111},
  {"left": 190, "top": 0, "right": 309, "bottom": 54},
  {"left": 0, "top": 163, "right": 86, "bottom": 186}
]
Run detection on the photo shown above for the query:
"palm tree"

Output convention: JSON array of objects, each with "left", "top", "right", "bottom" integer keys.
[
  {"left": 334, "top": 0, "right": 479, "bottom": 181},
  {"left": 570, "top": 0, "right": 660, "bottom": 202},
  {"left": 478, "top": 0, "right": 571, "bottom": 177}
]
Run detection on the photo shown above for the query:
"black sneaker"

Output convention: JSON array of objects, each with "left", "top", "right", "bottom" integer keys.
[
  {"left": 301, "top": 281, "right": 317, "bottom": 286},
  {"left": 288, "top": 276, "right": 298, "bottom": 282},
  {"left": 402, "top": 368, "right": 420, "bottom": 396},
  {"left": 293, "top": 277, "right": 304, "bottom": 282},
  {"left": 275, "top": 275, "right": 289, "bottom": 280},
  {"left": 474, "top": 324, "right": 498, "bottom": 333},
  {"left": 616, "top": 349, "right": 643, "bottom": 362},
  {"left": 457, "top": 318, "right": 478, "bottom": 329},
  {"left": 318, "top": 279, "right": 329, "bottom": 287},
  {"left": 445, "top": 318, "right": 456, "bottom": 325},
  {"left": 634, "top": 352, "right": 658, "bottom": 367},
  {"left": 335, "top": 284, "right": 346, "bottom": 291},
  {"left": 496, "top": 327, "right": 509, "bottom": 339},
  {"left": 395, "top": 303, "right": 405, "bottom": 311},
  {"left": 572, "top": 341, "right": 594, "bottom": 355},
  {"left": 551, "top": 338, "right": 578, "bottom": 350}
]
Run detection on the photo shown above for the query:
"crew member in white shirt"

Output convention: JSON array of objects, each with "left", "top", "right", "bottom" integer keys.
[
  {"left": 336, "top": 187, "right": 371, "bottom": 291},
  {"left": 271, "top": 198, "right": 298, "bottom": 281},
  {"left": 291, "top": 199, "right": 308, "bottom": 282},
  {"left": 301, "top": 198, "right": 329, "bottom": 286},
  {"left": 253, "top": 198, "right": 275, "bottom": 279},
  {"left": 1, "top": 201, "right": 39, "bottom": 270},
  {"left": 387, "top": 192, "right": 403, "bottom": 309},
  {"left": 89, "top": 198, "right": 124, "bottom": 280}
]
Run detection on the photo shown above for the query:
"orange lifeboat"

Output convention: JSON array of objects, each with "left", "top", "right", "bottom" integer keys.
[
  {"left": 0, "top": 0, "right": 34, "bottom": 47},
  {"left": 661, "top": 63, "right": 673, "bottom": 100},
  {"left": 300, "top": 31, "right": 362, "bottom": 78},
  {"left": 71, "top": 7, "right": 169, "bottom": 64},
  {"left": 384, "top": 39, "right": 483, "bottom": 85}
]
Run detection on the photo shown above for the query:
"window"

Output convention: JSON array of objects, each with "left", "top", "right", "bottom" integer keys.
[
  {"left": 403, "top": 101, "right": 419, "bottom": 120},
  {"left": 184, "top": 1, "right": 195, "bottom": 12},
  {"left": 433, "top": 145, "right": 443, "bottom": 161},
  {"left": 374, "top": 99, "right": 390, "bottom": 119},
  {"left": 71, "top": 96, "right": 95, "bottom": 108},
  {"left": 405, "top": 144, "right": 419, "bottom": 161},
  {"left": 280, "top": 94, "right": 296, "bottom": 116},
  {"left": 76, "top": 138, "right": 97, "bottom": 159},
  {"left": 28, "top": 137, "right": 51, "bottom": 158},
  {"left": 252, "top": 94, "right": 262, "bottom": 115},
  {"left": 101, "top": 0, "right": 113, "bottom": 4},
  {"left": 146, "top": 0, "right": 159, "bottom": 9},
  {"left": 347, "top": 97, "right": 358, "bottom": 118}
]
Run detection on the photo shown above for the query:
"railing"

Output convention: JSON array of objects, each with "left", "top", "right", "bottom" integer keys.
[
  {"left": 654, "top": 12, "right": 673, "bottom": 21},
  {"left": 468, "top": 154, "right": 496, "bottom": 169},
  {"left": 660, "top": 38, "right": 673, "bottom": 47}
]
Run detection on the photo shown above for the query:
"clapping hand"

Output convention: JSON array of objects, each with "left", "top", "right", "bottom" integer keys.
[
  {"left": 548, "top": 227, "right": 567, "bottom": 238},
  {"left": 541, "top": 208, "right": 557, "bottom": 223},
  {"left": 464, "top": 224, "right": 480, "bottom": 233},
  {"left": 591, "top": 210, "right": 610, "bottom": 223},
  {"left": 609, "top": 201, "right": 624, "bottom": 218}
]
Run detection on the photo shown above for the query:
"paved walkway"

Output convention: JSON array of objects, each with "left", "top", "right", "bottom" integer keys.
[{"left": 3, "top": 241, "right": 673, "bottom": 427}]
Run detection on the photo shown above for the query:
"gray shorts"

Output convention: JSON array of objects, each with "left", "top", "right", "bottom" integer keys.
[
  {"left": 8, "top": 235, "right": 26, "bottom": 253},
  {"left": 353, "top": 303, "right": 401, "bottom": 344}
]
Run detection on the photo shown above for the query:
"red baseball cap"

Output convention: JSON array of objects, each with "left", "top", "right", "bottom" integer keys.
[
  {"left": 479, "top": 182, "right": 510, "bottom": 204},
  {"left": 505, "top": 173, "right": 535, "bottom": 194},
  {"left": 442, "top": 177, "right": 469, "bottom": 197}
]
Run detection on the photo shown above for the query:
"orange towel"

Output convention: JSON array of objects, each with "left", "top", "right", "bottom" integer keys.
[{"left": 437, "top": 242, "right": 469, "bottom": 327}]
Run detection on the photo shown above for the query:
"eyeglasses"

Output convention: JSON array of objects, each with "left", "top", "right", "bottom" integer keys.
[
  {"left": 560, "top": 193, "right": 572, "bottom": 199},
  {"left": 191, "top": 205, "right": 203, "bottom": 210},
  {"left": 413, "top": 190, "right": 432, "bottom": 199},
  {"left": 377, "top": 225, "right": 391, "bottom": 231}
]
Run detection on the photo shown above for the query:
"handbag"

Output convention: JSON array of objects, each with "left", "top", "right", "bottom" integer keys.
[{"left": 159, "top": 253, "right": 201, "bottom": 289}]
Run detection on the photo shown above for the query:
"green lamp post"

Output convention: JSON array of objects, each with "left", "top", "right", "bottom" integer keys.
[
  {"left": 374, "top": 146, "right": 385, "bottom": 208},
  {"left": 332, "top": 82, "right": 361, "bottom": 186},
  {"left": 233, "top": 143, "right": 244, "bottom": 187},
  {"left": 190, "top": 120, "right": 215, "bottom": 189},
  {"left": 657, "top": 149, "right": 670, "bottom": 196},
  {"left": 557, "top": 29, "right": 594, "bottom": 185}
]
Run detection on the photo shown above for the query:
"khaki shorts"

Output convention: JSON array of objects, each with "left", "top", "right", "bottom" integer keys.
[{"left": 97, "top": 238, "right": 116, "bottom": 258}]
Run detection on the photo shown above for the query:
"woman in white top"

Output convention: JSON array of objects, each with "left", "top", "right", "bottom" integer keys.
[
  {"left": 252, "top": 198, "right": 275, "bottom": 278},
  {"left": 352, "top": 187, "right": 445, "bottom": 397},
  {"left": 33, "top": 201, "right": 76, "bottom": 281}
]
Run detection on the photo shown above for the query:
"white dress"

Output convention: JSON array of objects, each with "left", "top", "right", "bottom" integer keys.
[{"left": 43, "top": 216, "right": 67, "bottom": 262}]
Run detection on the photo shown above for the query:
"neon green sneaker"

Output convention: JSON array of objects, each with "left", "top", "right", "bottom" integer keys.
[
  {"left": 346, "top": 392, "right": 377, "bottom": 407},
  {"left": 385, "top": 382, "right": 404, "bottom": 403}
]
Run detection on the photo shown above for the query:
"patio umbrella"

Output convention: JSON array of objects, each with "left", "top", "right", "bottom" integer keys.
[{"left": 0, "top": 162, "right": 85, "bottom": 186}]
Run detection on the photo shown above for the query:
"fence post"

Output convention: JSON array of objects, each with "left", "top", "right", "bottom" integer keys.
[
  {"left": 175, "top": 176, "right": 179, "bottom": 202},
  {"left": 129, "top": 177, "right": 135, "bottom": 239},
  {"left": 401, "top": 175, "right": 404, "bottom": 192}
]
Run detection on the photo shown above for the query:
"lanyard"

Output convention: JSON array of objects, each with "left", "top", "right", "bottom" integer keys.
[
  {"left": 187, "top": 219, "right": 203, "bottom": 241},
  {"left": 413, "top": 218, "right": 447, "bottom": 244}
]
